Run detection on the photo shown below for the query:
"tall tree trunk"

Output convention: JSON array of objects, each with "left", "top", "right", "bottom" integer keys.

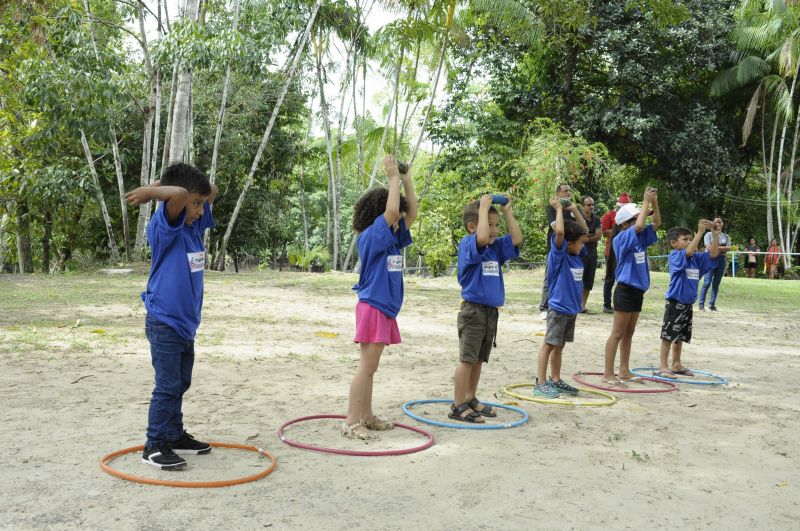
[
  {"left": 410, "top": 0, "right": 455, "bottom": 166},
  {"left": 204, "top": 0, "right": 240, "bottom": 256},
  {"left": 135, "top": 100, "right": 154, "bottom": 254},
  {"left": 80, "top": 129, "right": 121, "bottom": 262},
  {"left": 15, "top": 199, "right": 33, "bottom": 274},
  {"left": 767, "top": 119, "right": 778, "bottom": 241},
  {"left": 168, "top": 0, "right": 200, "bottom": 164},
  {"left": 41, "top": 211, "right": 53, "bottom": 273},
  {"left": 215, "top": 0, "right": 322, "bottom": 270},
  {"left": 772, "top": 58, "right": 800, "bottom": 259},
  {"left": 315, "top": 36, "right": 341, "bottom": 270},
  {"left": 160, "top": 64, "right": 179, "bottom": 174},
  {"left": 110, "top": 129, "right": 131, "bottom": 260},
  {"left": 784, "top": 100, "right": 800, "bottom": 268},
  {"left": 0, "top": 213, "right": 9, "bottom": 272}
]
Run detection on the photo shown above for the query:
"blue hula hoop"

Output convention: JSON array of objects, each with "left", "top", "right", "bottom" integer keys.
[
  {"left": 630, "top": 367, "right": 728, "bottom": 386},
  {"left": 402, "top": 399, "right": 529, "bottom": 430}
]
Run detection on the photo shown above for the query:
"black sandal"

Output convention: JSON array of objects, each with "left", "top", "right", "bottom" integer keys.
[
  {"left": 448, "top": 402, "right": 485, "bottom": 423},
  {"left": 468, "top": 397, "right": 497, "bottom": 418}
]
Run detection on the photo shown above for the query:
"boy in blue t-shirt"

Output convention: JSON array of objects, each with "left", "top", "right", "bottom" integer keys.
[
  {"left": 449, "top": 194, "right": 522, "bottom": 422},
  {"left": 533, "top": 197, "right": 589, "bottom": 398},
  {"left": 125, "top": 163, "right": 218, "bottom": 470},
  {"left": 658, "top": 220, "right": 720, "bottom": 377}
]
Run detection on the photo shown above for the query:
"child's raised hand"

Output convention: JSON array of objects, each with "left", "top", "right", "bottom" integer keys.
[
  {"left": 549, "top": 196, "right": 562, "bottom": 210},
  {"left": 383, "top": 155, "right": 399, "bottom": 179},
  {"left": 644, "top": 187, "right": 657, "bottom": 203},
  {"left": 698, "top": 219, "right": 712, "bottom": 232},
  {"left": 480, "top": 194, "right": 493, "bottom": 209},
  {"left": 501, "top": 195, "right": 513, "bottom": 213},
  {"left": 125, "top": 187, "right": 151, "bottom": 206}
]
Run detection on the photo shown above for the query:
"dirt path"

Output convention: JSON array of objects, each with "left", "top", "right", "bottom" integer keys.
[{"left": 1, "top": 271, "right": 798, "bottom": 530}]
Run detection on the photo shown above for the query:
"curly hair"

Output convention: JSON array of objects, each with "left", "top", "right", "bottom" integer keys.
[
  {"left": 462, "top": 200, "right": 498, "bottom": 231},
  {"left": 353, "top": 187, "right": 409, "bottom": 232}
]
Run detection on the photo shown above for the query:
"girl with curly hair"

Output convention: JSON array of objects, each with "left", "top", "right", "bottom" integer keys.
[{"left": 342, "top": 155, "right": 418, "bottom": 441}]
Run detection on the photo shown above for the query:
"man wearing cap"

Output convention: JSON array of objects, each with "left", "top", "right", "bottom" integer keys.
[
  {"left": 600, "top": 193, "right": 631, "bottom": 313},
  {"left": 580, "top": 195, "right": 602, "bottom": 313},
  {"left": 698, "top": 217, "right": 732, "bottom": 311},
  {"left": 538, "top": 183, "right": 576, "bottom": 320}
]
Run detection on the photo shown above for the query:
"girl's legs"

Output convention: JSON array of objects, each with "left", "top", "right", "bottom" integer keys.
[
  {"left": 617, "top": 311, "right": 640, "bottom": 379},
  {"left": 604, "top": 311, "right": 633, "bottom": 381},
  {"left": 346, "top": 342, "right": 384, "bottom": 427}
]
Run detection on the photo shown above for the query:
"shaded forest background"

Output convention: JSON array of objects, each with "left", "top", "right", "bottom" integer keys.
[{"left": 2, "top": 0, "right": 798, "bottom": 275}]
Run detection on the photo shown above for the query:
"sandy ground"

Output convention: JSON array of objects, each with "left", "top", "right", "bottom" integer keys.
[{"left": 1, "top": 269, "right": 799, "bottom": 530}]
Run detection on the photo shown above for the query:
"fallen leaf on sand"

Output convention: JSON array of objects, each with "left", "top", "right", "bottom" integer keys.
[{"left": 315, "top": 331, "right": 339, "bottom": 338}]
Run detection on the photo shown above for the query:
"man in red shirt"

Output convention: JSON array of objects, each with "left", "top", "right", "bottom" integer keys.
[{"left": 601, "top": 193, "right": 630, "bottom": 313}]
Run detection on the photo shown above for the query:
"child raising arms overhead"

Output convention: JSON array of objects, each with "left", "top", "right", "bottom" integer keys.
[
  {"left": 450, "top": 194, "right": 522, "bottom": 422},
  {"left": 343, "top": 155, "right": 417, "bottom": 440},
  {"left": 533, "top": 197, "right": 588, "bottom": 398},
  {"left": 658, "top": 220, "right": 719, "bottom": 377},
  {"left": 602, "top": 187, "right": 661, "bottom": 385}
]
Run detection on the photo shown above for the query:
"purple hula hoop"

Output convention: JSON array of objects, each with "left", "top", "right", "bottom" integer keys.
[
  {"left": 277, "top": 414, "right": 435, "bottom": 456},
  {"left": 572, "top": 372, "right": 678, "bottom": 393}
]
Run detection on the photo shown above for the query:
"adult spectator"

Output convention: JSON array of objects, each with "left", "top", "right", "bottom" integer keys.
[
  {"left": 744, "top": 237, "right": 760, "bottom": 279},
  {"left": 765, "top": 239, "right": 781, "bottom": 279},
  {"left": 538, "top": 183, "right": 575, "bottom": 319},
  {"left": 600, "top": 193, "right": 631, "bottom": 313},
  {"left": 580, "top": 195, "right": 602, "bottom": 312},
  {"left": 698, "top": 217, "right": 731, "bottom": 311}
]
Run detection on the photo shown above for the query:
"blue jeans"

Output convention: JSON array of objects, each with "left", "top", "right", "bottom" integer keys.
[
  {"left": 698, "top": 256, "right": 727, "bottom": 307},
  {"left": 145, "top": 314, "right": 195, "bottom": 448}
]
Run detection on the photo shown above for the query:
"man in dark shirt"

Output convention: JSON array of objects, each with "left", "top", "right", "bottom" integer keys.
[
  {"left": 580, "top": 195, "right": 602, "bottom": 312},
  {"left": 538, "top": 183, "right": 575, "bottom": 319}
]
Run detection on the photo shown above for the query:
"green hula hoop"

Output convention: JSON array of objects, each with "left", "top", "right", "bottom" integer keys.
[{"left": 502, "top": 383, "right": 617, "bottom": 407}]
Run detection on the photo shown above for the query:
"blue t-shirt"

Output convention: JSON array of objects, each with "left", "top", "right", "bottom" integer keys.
[
  {"left": 458, "top": 234, "right": 519, "bottom": 308},
  {"left": 546, "top": 235, "right": 586, "bottom": 315},
  {"left": 142, "top": 200, "right": 215, "bottom": 340},
  {"left": 613, "top": 224, "right": 658, "bottom": 291},
  {"left": 665, "top": 250, "right": 717, "bottom": 304},
  {"left": 353, "top": 215, "right": 413, "bottom": 318}
]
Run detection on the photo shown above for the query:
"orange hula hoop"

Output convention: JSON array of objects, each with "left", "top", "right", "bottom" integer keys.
[{"left": 100, "top": 441, "right": 277, "bottom": 488}]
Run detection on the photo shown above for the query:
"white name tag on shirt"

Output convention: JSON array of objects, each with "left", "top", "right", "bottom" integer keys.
[
  {"left": 634, "top": 251, "right": 646, "bottom": 264},
  {"left": 387, "top": 255, "right": 403, "bottom": 272},
  {"left": 188, "top": 251, "right": 205, "bottom": 273},
  {"left": 482, "top": 261, "right": 500, "bottom": 276},
  {"left": 686, "top": 268, "right": 700, "bottom": 280},
  {"left": 571, "top": 268, "right": 583, "bottom": 282}
]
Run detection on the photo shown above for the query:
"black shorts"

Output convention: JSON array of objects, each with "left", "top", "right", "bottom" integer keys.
[
  {"left": 613, "top": 283, "right": 645, "bottom": 313},
  {"left": 660, "top": 300, "right": 693, "bottom": 343},
  {"left": 581, "top": 254, "right": 598, "bottom": 291}
]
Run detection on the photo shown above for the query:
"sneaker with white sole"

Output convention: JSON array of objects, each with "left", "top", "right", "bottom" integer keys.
[
  {"left": 142, "top": 444, "right": 187, "bottom": 470},
  {"left": 170, "top": 431, "right": 212, "bottom": 455},
  {"left": 533, "top": 382, "right": 560, "bottom": 398},
  {"left": 550, "top": 379, "right": 579, "bottom": 396}
]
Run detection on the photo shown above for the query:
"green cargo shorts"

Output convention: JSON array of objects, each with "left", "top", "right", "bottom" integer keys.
[{"left": 457, "top": 301, "right": 499, "bottom": 363}]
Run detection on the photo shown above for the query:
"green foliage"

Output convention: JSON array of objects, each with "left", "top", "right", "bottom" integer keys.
[{"left": 286, "top": 244, "right": 331, "bottom": 271}]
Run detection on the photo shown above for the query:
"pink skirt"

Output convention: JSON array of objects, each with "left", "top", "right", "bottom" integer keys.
[{"left": 354, "top": 301, "right": 401, "bottom": 345}]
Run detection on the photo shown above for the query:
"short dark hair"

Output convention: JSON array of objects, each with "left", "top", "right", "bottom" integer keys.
[
  {"left": 581, "top": 195, "right": 594, "bottom": 205},
  {"left": 667, "top": 227, "right": 692, "bottom": 243},
  {"left": 462, "top": 200, "right": 498, "bottom": 231},
  {"left": 556, "top": 182, "right": 571, "bottom": 193},
  {"left": 352, "top": 187, "right": 409, "bottom": 233},
  {"left": 160, "top": 163, "right": 211, "bottom": 195},
  {"left": 564, "top": 220, "right": 588, "bottom": 242}
]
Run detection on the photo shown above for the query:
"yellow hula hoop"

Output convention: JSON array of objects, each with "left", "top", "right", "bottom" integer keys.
[{"left": 502, "top": 383, "right": 617, "bottom": 407}]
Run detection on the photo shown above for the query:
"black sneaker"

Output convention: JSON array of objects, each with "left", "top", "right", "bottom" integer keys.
[
  {"left": 142, "top": 444, "right": 187, "bottom": 470},
  {"left": 170, "top": 431, "right": 212, "bottom": 455},
  {"left": 709, "top": 306, "right": 717, "bottom": 311},
  {"left": 602, "top": 306, "right": 614, "bottom": 314}
]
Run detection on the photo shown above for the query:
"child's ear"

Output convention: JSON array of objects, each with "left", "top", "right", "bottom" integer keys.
[{"left": 467, "top": 221, "right": 476, "bottom": 233}]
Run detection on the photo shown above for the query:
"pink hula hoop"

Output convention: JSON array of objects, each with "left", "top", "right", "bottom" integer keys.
[
  {"left": 277, "top": 414, "right": 435, "bottom": 456},
  {"left": 572, "top": 372, "right": 678, "bottom": 393}
]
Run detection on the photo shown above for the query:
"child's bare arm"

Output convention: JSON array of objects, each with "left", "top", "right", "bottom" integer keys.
[
  {"left": 709, "top": 226, "right": 720, "bottom": 259},
  {"left": 501, "top": 196, "right": 523, "bottom": 246},
  {"left": 208, "top": 183, "right": 219, "bottom": 206},
  {"left": 550, "top": 197, "right": 564, "bottom": 249},
  {"left": 125, "top": 182, "right": 189, "bottom": 224},
  {"left": 400, "top": 169, "right": 417, "bottom": 227},
  {"left": 383, "top": 155, "right": 401, "bottom": 226},
  {"left": 635, "top": 188, "right": 654, "bottom": 233},
  {"left": 686, "top": 219, "right": 710, "bottom": 258},
  {"left": 476, "top": 194, "right": 492, "bottom": 248},
  {"left": 650, "top": 189, "right": 661, "bottom": 231}
]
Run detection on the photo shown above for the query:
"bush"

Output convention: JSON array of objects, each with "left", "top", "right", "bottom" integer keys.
[{"left": 286, "top": 244, "right": 331, "bottom": 272}]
